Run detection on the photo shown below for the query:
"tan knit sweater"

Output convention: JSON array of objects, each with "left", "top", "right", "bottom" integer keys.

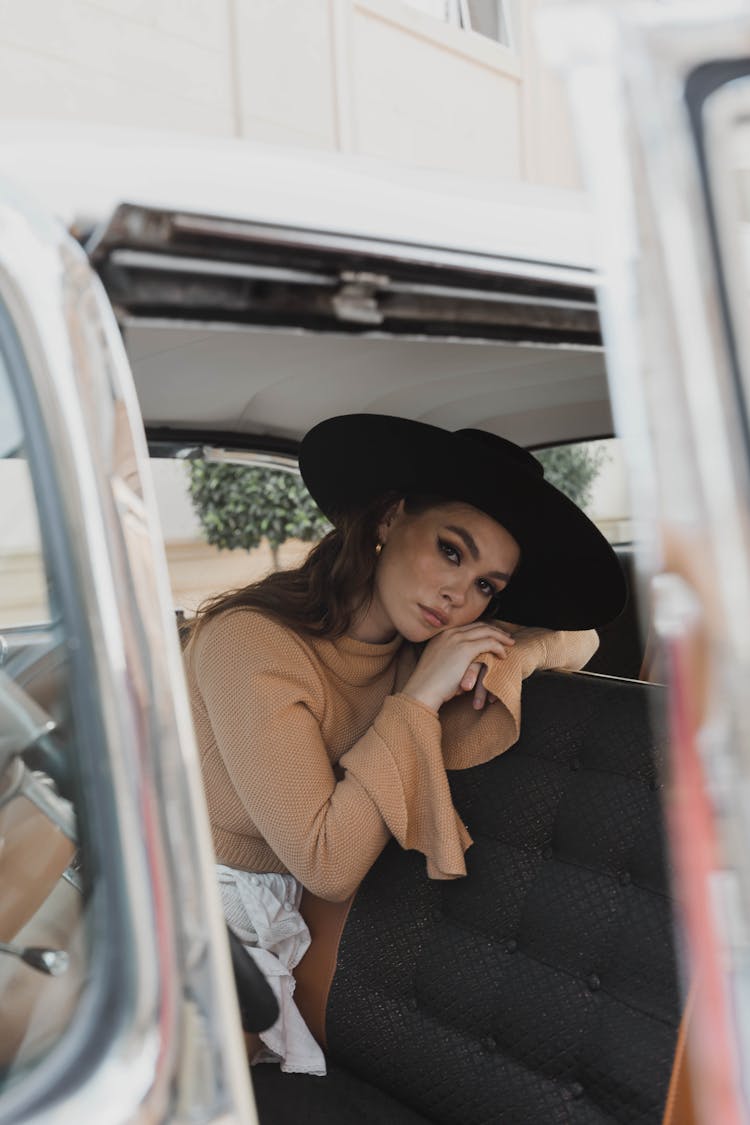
[{"left": 186, "top": 610, "right": 598, "bottom": 902}]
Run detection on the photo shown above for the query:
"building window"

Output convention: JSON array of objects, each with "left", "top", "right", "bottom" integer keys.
[
  {"left": 402, "top": 0, "right": 514, "bottom": 47},
  {"left": 459, "top": 0, "right": 513, "bottom": 47}
]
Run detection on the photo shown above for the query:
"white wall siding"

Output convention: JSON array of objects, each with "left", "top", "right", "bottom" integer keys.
[
  {"left": 232, "top": 0, "right": 339, "bottom": 149},
  {"left": 0, "top": 0, "right": 581, "bottom": 187},
  {"left": 0, "top": 0, "right": 233, "bottom": 134}
]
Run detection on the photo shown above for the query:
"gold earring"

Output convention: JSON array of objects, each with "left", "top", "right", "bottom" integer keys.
[{"left": 375, "top": 542, "right": 383, "bottom": 555}]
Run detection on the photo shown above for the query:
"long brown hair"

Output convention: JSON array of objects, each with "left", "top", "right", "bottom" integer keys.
[
  {"left": 186, "top": 492, "right": 507, "bottom": 645},
  {"left": 187, "top": 492, "right": 401, "bottom": 643}
]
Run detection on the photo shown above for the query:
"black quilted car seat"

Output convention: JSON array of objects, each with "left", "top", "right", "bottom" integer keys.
[{"left": 253, "top": 670, "right": 681, "bottom": 1125}]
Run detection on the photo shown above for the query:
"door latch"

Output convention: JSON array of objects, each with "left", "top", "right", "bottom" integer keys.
[{"left": 332, "top": 271, "right": 389, "bottom": 325}]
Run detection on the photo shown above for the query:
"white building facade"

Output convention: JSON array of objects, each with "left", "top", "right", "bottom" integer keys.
[{"left": 0, "top": 0, "right": 580, "bottom": 187}]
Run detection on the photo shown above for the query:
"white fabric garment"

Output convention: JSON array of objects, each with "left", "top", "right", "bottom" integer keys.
[{"left": 217, "top": 865, "right": 327, "bottom": 1076}]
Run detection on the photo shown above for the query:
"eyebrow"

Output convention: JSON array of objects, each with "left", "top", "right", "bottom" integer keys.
[{"left": 443, "top": 524, "right": 513, "bottom": 582}]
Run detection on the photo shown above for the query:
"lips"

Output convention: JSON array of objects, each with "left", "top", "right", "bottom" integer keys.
[{"left": 419, "top": 604, "right": 448, "bottom": 628}]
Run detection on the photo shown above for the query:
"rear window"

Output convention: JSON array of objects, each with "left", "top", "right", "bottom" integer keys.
[
  {"left": 150, "top": 456, "right": 327, "bottom": 615},
  {"left": 535, "top": 437, "right": 632, "bottom": 545}
]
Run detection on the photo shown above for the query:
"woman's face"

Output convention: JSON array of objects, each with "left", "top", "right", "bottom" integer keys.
[{"left": 360, "top": 500, "right": 521, "bottom": 644}]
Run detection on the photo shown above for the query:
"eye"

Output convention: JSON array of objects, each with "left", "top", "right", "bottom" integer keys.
[
  {"left": 476, "top": 577, "right": 497, "bottom": 599},
  {"left": 438, "top": 538, "right": 461, "bottom": 564}
]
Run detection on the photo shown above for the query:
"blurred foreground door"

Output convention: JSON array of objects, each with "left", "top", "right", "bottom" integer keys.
[
  {"left": 543, "top": 2, "right": 750, "bottom": 1122},
  {"left": 0, "top": 184, "right": 254, "bottom": 1122}
]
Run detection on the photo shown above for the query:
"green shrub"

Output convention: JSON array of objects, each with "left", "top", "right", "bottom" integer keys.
[
  {"left": 534, "top": 442, "right": 608, "bottom": 510},
  {"left": 188, "top": 460, "right": 331, "bottom": 567}
]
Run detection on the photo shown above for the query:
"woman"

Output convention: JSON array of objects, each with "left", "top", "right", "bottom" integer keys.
[{"left": 185, "top": 414, "right": 626, "bottom": 1074}]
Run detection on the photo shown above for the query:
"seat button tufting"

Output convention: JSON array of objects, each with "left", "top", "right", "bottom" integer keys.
[
  {"left": 570, "top": 1082, "right": 584, "bottom": 1099},
  {"left": 587, "top": 973, "right": 601, "bottom": 992},
  {"left": 569, "top": 757, "right": 581, "bottom": 771},
  {"left": 482, "top": 1036, "right": 497, "bottom": 1051},
  {"left": 408, "top": 998, "right": 418, "bottom": 1012},
  {"left": 542, "top": 845, "right": 553, "bottom": 860},
  {"left": 505, "top": 939, "right": 518, "bottom": 953},
  {"left": 619, "top": 871, "right": 632, "bottom": 886}
]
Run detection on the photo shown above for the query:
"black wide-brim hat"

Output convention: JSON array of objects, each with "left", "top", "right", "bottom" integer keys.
[{"left": 299, "top": 414, "right": 627, "bottom": 630}]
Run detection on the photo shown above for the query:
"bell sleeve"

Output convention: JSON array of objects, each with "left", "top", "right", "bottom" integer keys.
[
  {"left": 193, "top": 612, "right": 472, "bottom": 901},
  {"left": 440, "top": 628, "right": 599, "bottom": 770}
]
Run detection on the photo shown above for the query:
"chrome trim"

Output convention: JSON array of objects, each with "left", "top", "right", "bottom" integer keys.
[
  {"left": 108, "top": 248, "right": 598, "bottom": 310},
  {"left": 0, "top": 667, "right": 57, "bottom": 775},
  {"left": 0, "top": 185, "right": 254, "bottom": 1121},
  {"left": 61, "top": 857, "right": 83, "bottom": 894},
  {"left": 109, "top": 248, "right": 338, "bottom": 288},
  {"left": 572, "top": 668, "right": 665, "bottom": 687},
  {"left": 386, "top": 278, "right": 597, "bottom": 310},
  {"left": 19, "top": 766, "right": 77, "bottom": 842},
  {"left": 202, "top": 447, "right": 300, "bottom": 474},
  {"left": 162, "top": 211, "right": 599, "bottom": 289}
]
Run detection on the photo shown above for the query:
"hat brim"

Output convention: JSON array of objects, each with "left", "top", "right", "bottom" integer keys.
[{"left": 299, "top": 414, "right": 627, "bottom": 630}]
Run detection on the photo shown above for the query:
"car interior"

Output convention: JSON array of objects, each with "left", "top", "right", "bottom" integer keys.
[
  {"left": 121, "top": 208, "right": 675, "bottom": 1122},
  {"left": 0, "top": 196, "right": 678, "bottom": 1123}
]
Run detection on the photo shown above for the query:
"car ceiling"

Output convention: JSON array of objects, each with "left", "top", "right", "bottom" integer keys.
[{"left": 125, "top": 321, "right": 611, "bottom": 450}]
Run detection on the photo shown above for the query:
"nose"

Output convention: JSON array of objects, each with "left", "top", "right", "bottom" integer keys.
[{"left": 440, "top": 578, "right": 467, "bottom": 607}]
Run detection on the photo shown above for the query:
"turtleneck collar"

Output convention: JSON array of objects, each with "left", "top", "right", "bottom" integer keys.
[{"left": 312, "top": 630, "right": 404, "bottom": 686}]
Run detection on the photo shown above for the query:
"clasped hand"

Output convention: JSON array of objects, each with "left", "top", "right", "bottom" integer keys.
[{"left": 402, "top": 622, "right": 516, "bottom": 714}]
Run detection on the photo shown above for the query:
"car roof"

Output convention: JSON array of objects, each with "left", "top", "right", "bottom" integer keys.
[
  {"left": 0, "top": 122, "right": 597, "bottom": 271},
  {"left": 0, "top": 124, "right": 610, "bottom": 450}
]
